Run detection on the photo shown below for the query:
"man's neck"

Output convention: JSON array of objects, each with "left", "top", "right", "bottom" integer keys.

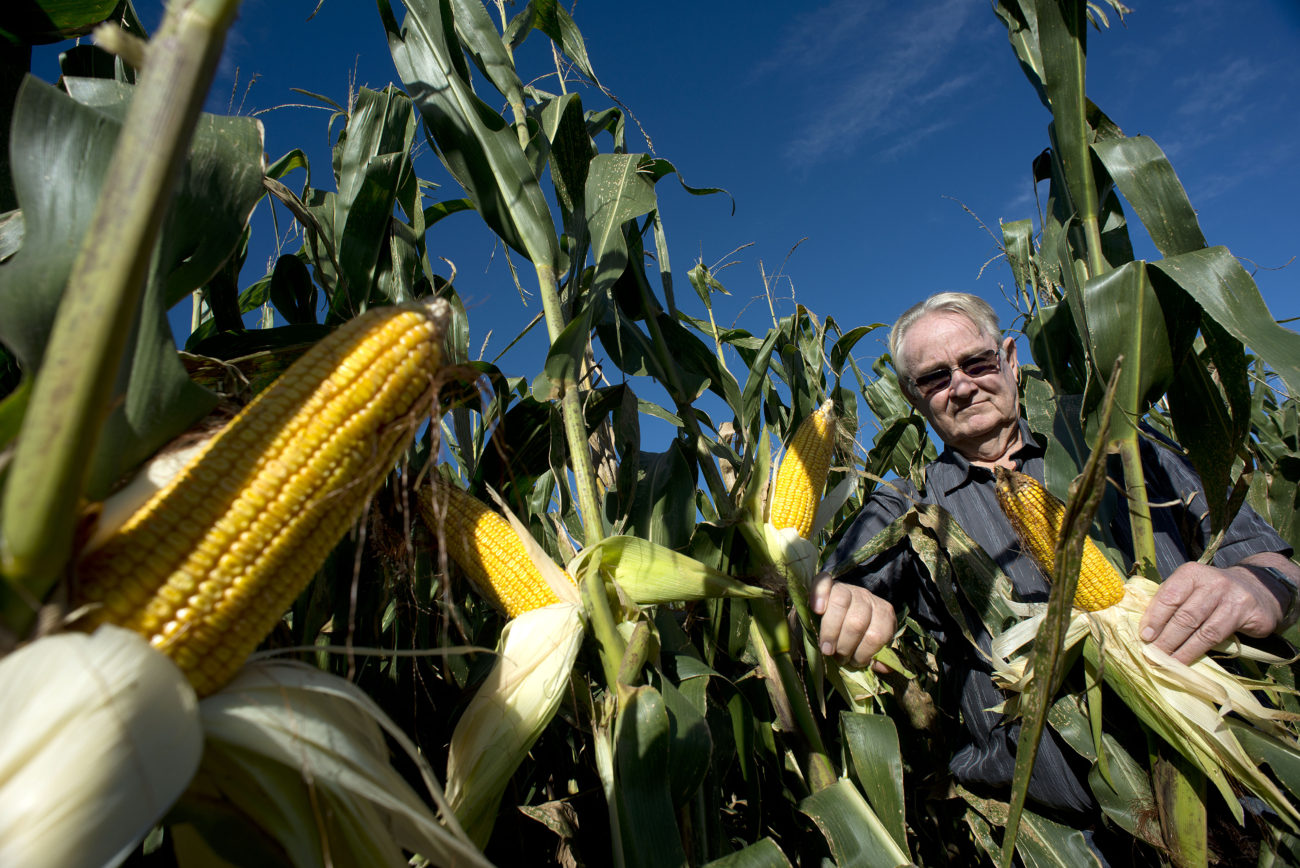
[{"left": 959, "top": 423, "right": 1024, "bottom": 470}]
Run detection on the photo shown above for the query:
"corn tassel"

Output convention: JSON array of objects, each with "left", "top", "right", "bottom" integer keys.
[
  {"left": 769, "top": 399, "right": 835, "bottom": 539},
  {"left": 418, "top": 480, "right": 570, "bottom": 618},
  {"left": 72, "top": 300, "right": 448, "bottom": 696},
  {"left": 994, "top": 467, "right": 1126, "bottom": 611}
]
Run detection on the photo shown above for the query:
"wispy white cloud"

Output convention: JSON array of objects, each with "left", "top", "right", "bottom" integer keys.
[
  {"left": 876, "top": 116, "right": 958, "bottom": 163},
  {"left": 1000, "top": 187, "right": 1037, "bottom": 223},
  {"left": 1174, "top": 57, "right": 1265, "bottom": 119},
  {"left": 1157, "top": 52, "right": 1296, "bottom": 201},
  {"left": 1184, "top": 138, "right": 1292, "bottom": 206},
  {"left": 755, "top": 0, "right": 982, "bottom": 167},
  {"left": 750, "top": 0, "right": 882, "bottom": 80}
]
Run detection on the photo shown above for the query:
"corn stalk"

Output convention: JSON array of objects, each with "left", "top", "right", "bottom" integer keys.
[
  {"left": 1, "top": 0, "right": 243, "bottom": 638},
  {"left": 995, "top": 0, "right": 1300, "bottom": 861}
]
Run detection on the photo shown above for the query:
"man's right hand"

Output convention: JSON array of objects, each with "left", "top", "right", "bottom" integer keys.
[{"left": 810, "top": 572, "right": 896, "bottom": 671}]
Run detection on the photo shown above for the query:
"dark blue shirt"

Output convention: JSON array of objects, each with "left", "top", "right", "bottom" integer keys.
[{"left": 821, "top": 419, "right": 1292, "bottom": 813}]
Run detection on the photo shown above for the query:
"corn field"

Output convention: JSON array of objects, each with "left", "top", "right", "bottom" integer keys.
[{"left": 2, "top": 1, "right": 1300, "bottom": 866}]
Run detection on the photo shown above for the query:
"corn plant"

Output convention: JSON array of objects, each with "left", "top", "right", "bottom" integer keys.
[
  {"left": 986, "top": 1, "right": 1300, "bottom": 864},
  {"left": 2, "top": 0, "right": 1297, "bottom": 865},
  {"left": 0, "top": 1, "right": 485, "bottom": 864}
]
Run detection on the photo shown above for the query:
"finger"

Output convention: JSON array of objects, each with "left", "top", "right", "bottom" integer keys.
[
  {"left": 1139, "top": 572, "right": 1195, "bottom": 644},
  {"left": 1169, "top": 612, "right": 1236, "bottom": 664},
  {"left": 810, "top": 571, "right": 834, "bottom": 615},
  {"left": 849, "top": 599, "right": 896, "bottom": 669},
  {"left": 1146, "top": 582, "right": 1225, "bottom": 660},
  {"left": 1146, "top": 600, "right": 1211, "bottom": 660},
  {"left": 830, "top": 589, "right": 874, "bottom": 661},
  {"left": 817, "top": 583, "right": 852, "bottom": 656},
  {"left": 1169, "top": 582, "right": 1256, "bottom": 663}
]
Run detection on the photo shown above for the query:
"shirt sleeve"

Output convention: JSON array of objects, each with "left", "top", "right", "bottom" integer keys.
[
  {"left": 820, "top": 479, "right": 948, "bottom": 635},
  {"left": 1141, "top": 434, "right": 1293, "bottom": 569}
]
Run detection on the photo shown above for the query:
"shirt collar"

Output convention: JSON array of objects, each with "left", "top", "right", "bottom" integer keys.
[{"left": 928, "top": 418, "right": 1044, "bottom": 496}]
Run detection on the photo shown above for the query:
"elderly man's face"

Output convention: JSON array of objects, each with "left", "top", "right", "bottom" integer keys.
[{"left": 901, "top": 312, "right": 1020, "bottom": 456}]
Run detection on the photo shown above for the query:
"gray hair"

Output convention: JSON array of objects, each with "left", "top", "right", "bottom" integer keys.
[{"left": 889, "top": 292, "right": 1002, "bottom": 390}]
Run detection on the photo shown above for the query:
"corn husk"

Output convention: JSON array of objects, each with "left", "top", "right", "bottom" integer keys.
[
  {"left": 570, "top": 534, "right": 767, "bottom": 604},
  {"left": 80, "top": 437, "right": 210, "bottom": 555},
  {"left": 483, "top": 485, "right": 581, "bottom": 606},
  {"left": 0, "top": 625, "right": 202, "bottom": 868},
  {"left": 445, "top": 601, "right": 585, "bottom": 847},
  {"left": 992, "top": 576, "right": 1300, "bottom": 826},
  {"left": 753, "top": 522, "right": 910, "bottom": 715},
  {"left": 759, "top": 524, "right": 821, "bottom": 586},
  {"left": 192, "top": 659, "right": 490, "bottom": 868}
]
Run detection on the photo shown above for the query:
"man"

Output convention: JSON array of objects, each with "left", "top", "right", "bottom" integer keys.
[{"left": 811, "top": 291, "right": 1299, "bottom": 815}]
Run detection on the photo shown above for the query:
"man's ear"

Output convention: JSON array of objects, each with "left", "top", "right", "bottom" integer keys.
[
  {"left": 900, "top": 380, "right": 920, "bottom": 412},
  {"left": 1002, "top": 335, "right": 1020, "bottom": 379}
]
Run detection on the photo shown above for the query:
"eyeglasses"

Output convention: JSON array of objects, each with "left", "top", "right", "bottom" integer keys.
[{"left": 909, "top": 349, "right": 1002, "bottom": 397}]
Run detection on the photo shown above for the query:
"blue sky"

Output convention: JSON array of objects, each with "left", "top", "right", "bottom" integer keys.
[{"left": 30, "top": 1, "right": 1300, "bottom": 421}]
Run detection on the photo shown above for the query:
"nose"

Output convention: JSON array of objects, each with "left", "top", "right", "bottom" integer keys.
[{"left": 947, "top": 367, "right": 981, "bottom": 398}]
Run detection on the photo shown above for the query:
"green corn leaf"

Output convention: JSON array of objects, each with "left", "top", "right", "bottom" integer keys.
[
  {"left": 586, "top": 153, "right": 659, "bottom": 301},
  {"left": 1, "top": 0, "right": 121, "bottom": 45},
  {"left": 1002, "top": 218, "right": 1036, "bottom": 297},
  {"left": 841, "top": 712, "right": 908, "bottom": 851},
  {"left": 1087, "top": 734, "right": 1160, "bottom": 849},
  {"left": 524, "top": 0, "right": 601, "bottom": 85},
  {"left": 1035, "top": 0, "right": 1102, "bottom": 272},
  {"left": 380, "top": 0, "right": 559, "bottom": 268},
  {"left": 1078, "top": 261, "right": 1173, "bottom": 437},
  {"left": 656, "top": 676, "right": 713, "bottom": 809},
  {"left": 1092, "top": 135, "right": 1208, "bottom": 258},
  {"left": 615, "top": 686, "right": 689, "bottom": 868},
  {"left": 1012, "top": 811, "right": 1106, "bottom": 867},
  {"left": 326, "top": 86, "right": 418, "bottom": 318},
  {"left": 798, "top": 778, "right": 912, "bottom": 868},
  {"left": 619, "top": 442, "right": 697, "bottom": 551},
  {"left": 701, "top": 838, "right": 792, "bottom": 868},
  {"left": 1151, "top": 246, "right": 1300, "bottom": 400},
  {"left": 449, "top": 0, "right": 526, "bottom": 110}
]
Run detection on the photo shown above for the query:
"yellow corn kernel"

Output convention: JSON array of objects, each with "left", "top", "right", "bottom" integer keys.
[
  {"left": 993, "top": 467, "right": 1125, "bottom": 612},
  {"left": 72, "top": 300, "right": 449, "bottom": 696},
  {"left": 769, "top": 399, "right": 835, "bottom": 539},
  {"left": 418, "top": 480, "right": 568, "bottom": 618}
]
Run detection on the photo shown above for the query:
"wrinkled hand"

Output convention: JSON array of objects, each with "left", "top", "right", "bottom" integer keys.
[
  {"left": 1139, "top": 561, "right": 1286, "bottom": 664},
  {"left": 810, "top": 572, "right": 896, "bottom": 671}
]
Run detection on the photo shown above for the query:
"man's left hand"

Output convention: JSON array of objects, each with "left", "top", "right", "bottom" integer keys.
[{"left": 1139, "top": 555, "right": 1296, "bottom": 664}]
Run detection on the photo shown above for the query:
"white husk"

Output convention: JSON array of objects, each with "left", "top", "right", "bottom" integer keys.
[
  {"left": 761, "top": 523, "right": 821, "bottom": 587},
  {"left": 81, "top": 438, "right": 210, "bottom": 555},
  {"left": 992, "top": 577, "right": 1300, "bottom": 825},
  {"left": 445, "top": 601, "right": 584, "bottom": 846},
  {"left": 813, "top": 475, "right": 857, "bottom": 539},
  {"left": 0, "top": 625, "right": 203, "bottom": 868},
  {"left": 196, "top": 659, "right": 490, "bottom": 868},
  {"left": 484, "top": 485, "right": 580, "bottom": 605}
]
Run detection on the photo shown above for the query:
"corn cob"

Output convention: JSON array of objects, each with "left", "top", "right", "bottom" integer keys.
[
  {"left": 418, "top": 480, "right": 569, "bottom": 618},
  {"left": 72, "top": 300, "right": 448, "bottom": 696},
  {"left": 993, "top": 467, "right": 1125, "bottom": 611},
  {"left": 769, "top": 399, "right": 835, "bottom": 539}
]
